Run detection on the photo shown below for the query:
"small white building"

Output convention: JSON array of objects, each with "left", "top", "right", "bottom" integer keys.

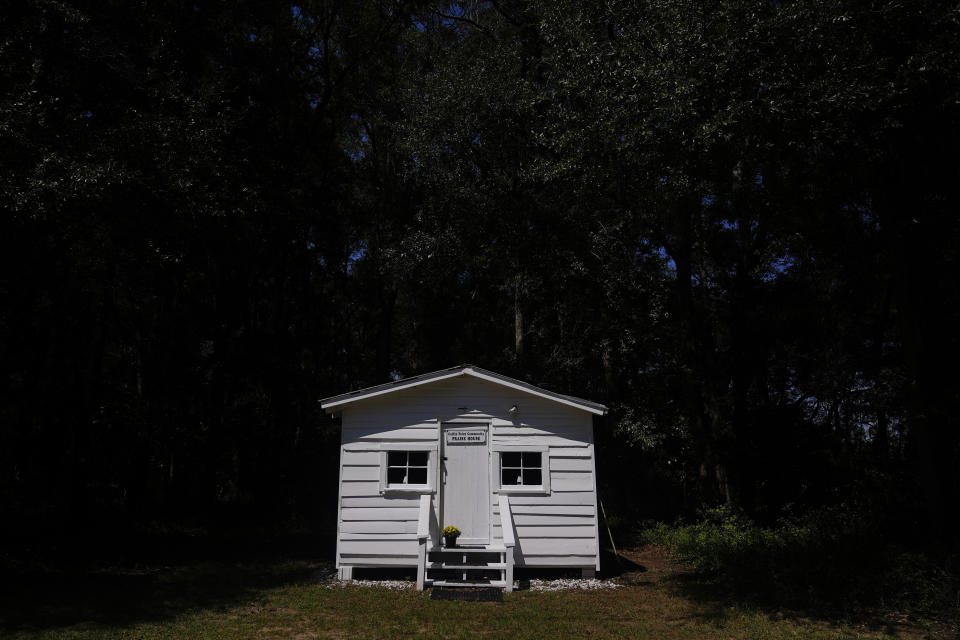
[{"left": 320, "top": 364, "right": 607, "bottom": 591}]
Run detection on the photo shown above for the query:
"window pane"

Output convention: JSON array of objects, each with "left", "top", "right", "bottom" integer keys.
[
  {"left": 501, "top": 452, "right": 522, "bottom": 467},
  {"left": 523, "top": 469, "right": 542, "bottom": 486},
  {"left": 387, "top": 467, "right": 407, "bottom": 484},
  {"left": 521, "top": 451, "right": 541, "bottom": 467},
  {"left": 408, "top": 468, "right": 427, "bottom": 485},
  {"left": 387, "top": 451, "right": 407, "bottom": 467},
  {"left": 408, "top": 451, "right": 429, "bottom": 467},
  {"left": 502, "top": 468, "right": 522, "bottom": 485}
]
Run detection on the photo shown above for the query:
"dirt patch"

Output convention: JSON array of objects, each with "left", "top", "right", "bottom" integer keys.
[{"left": 612, "top": 544, "right": 689, "bottom": 585}]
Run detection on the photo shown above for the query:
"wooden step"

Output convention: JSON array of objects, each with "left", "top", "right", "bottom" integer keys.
[
  {"left": 430, "top": 580, "right": 507, "bottom": 588},
  {"left": 432, "top": 545, "right": 506, "bottom": 553},
  {"left": 428, "top": 563, "right": 506, "bottom": 570}
]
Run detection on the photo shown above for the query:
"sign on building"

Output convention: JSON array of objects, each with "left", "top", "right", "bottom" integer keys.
[{"left": 445, "top": 430, "right": 486, "bottom": 444}]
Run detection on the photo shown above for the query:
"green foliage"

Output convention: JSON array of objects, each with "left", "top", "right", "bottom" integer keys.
[
  {"left": 2, "top": 0, "right": 960, "bottom": 555},
  {"left": 643, "top": 507, "right": 959, "bottom": 612}
]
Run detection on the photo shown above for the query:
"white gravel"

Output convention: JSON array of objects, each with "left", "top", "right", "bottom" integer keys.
[
  {"left": 311, "top": 568, "right": 621, "bottom": 591},
  {"left": 311, "top": 568, "right": 415, "bottom": 590},
  {"left": 527, "top": 578, "right": 622, "bottom": 591},
  {"left": 334, "top": 579, "right": 415, "bottom": 590}
]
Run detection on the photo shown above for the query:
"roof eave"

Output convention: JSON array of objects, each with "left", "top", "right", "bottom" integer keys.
[
  {"left": 319, "top": 365, "right": 607, "bottom": 415},
  {"left": 320, "top": 368, "right": 466, "bottom": 409}
]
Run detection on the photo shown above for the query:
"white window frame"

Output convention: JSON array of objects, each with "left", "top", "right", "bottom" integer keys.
[
  {"left": 492, "top": 444, "right": 550, "bottom": 495},
  {"left": 378, "top": 443, "right": 438, "bottom": 494}
]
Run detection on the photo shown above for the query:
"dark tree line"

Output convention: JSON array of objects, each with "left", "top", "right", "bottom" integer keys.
[{"left": 2, "top": 0, "right": 958, "bottom": 546}]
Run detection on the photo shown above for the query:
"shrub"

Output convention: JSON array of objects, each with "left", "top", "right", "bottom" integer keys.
[{"left": 640, "top": 506, "right": 958, "bottom": 613}]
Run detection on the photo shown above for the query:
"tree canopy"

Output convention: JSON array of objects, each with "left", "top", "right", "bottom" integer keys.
[{"left": 2, "top": 0, "right": 958, "bottom": 543}]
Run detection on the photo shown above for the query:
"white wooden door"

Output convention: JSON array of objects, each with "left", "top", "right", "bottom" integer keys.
[{"left": 441, "top": 424, "right": 490, "bottom": 545}]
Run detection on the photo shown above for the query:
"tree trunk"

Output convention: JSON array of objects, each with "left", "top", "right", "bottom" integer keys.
[{"left": 514, "top": 272, "right": 524, "bottom": 358}]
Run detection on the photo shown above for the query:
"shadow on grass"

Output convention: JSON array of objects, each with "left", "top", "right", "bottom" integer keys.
[
  {"left": 0, "top": 528, "right": 336, "bottom": 634},
  {"left": 598, "top": 547, "right": 646, "bottom": 577},
  {"left": 656, "top": 565, "right": 957, "bottom": 638}
]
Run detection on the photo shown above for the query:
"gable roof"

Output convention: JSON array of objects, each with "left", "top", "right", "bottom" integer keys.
[{"left": 319, "top": 364, "right": 607, "bottom": 415}]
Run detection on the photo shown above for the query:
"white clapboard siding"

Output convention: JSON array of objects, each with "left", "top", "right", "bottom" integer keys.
[
  {"left": 339, "top": 540, "right": 419, "bottom": 555},
  {"left": 551, "top": 472, "right": 594, "bottom": 492},
  {"left": 341, "top": 496, "right": 420, "bottom": 508},
  {"left": 493, "top": 525, "right": 596, "bottom": 538},
  {"left": 491, "top": 492, "right": 594, "bottom": 506},
  {"left": 517, "top": 538, "right": 597, "bottom": 556},
  {"left": 548, "top": 447, "right": 593, "bottom": 458},
  {"left": 341, "top": 414, "right": 439, "bottom": 425},
  {"left": 339, "top": 533, "right": 417, "bottom": 541},
  {"left": 343, "top": 427, "right": 438, "bottom": 441},
  {"left": 340, "top": 481, "right": 382, "bottom": 497},
  {"left": 341, "top": 520, "right": 418, "bottom": 534},
  {"left": 491, "top": 434, "right": 590, "bottom": 447},
  {"left": 339, "top": 555, "right": 419, "bottom": 566},
  {"left": 341, "top": 466, "right": 380, "bottom": 482},
  {"left": 340, "top": 451, "right": 381, "bottom": 466},
  {"left": 491, "top": 425, "right": 589, "bottom": 437},
  {"left": 495, "top": 504, "right": 594, "bottom": 516},
  {"left": 347, "top": 377, "right": 589, "bottom": 426},
  {"left": 497, "top": 513, "right": 596, "bottom": 527},
  {"left": 345, "top": 405, "right": 444, "bottom": 420},
  {"left": 342, "top": 442, "right": 385, "bottom": 452},
  {"left": 494, "top": 413, "right": 591, "bottom": 427},
  {"left": 341, "top": 507, "right": 417, "bottom": 521},
  {"left": 549, "top": 457, "right": 593, "bottom": 472}
]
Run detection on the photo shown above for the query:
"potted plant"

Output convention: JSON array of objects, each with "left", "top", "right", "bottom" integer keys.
[{"left": 442, "top": 525, "right": 461, "bottom": 548}]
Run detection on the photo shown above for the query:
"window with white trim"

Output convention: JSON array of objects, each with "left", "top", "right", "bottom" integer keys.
[
  {"left": 494, "top": 447, "right": 550, "bottom": 494},
  {"left": 378, "top": 447, "right": 435, "bottom": 493},
  {"left": 387, "top": 450, "right": 429, "bottom": 486},
  {"left": 501, "top": 451, "right": 542, "bottom": 486}
]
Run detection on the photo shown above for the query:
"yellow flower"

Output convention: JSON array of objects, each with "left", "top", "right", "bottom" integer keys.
[{"left": 443, "top": 525, "right": 461, "bottom": 536}]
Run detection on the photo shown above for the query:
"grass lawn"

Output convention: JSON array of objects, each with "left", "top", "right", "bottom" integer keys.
[{"left": 1, "top": 546, "right": 954, "bottom": 639}]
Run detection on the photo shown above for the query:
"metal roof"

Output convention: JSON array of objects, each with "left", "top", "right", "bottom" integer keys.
[{"left": 319, "top": 364, "right": 607, "bottom": 415}]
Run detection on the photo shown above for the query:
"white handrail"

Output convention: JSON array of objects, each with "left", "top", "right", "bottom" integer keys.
[
  {"left": 498, "top": 494, "right": 515, "bottom": 592},
  {"left": 417, "top": 493, "right": 431, "bottom": 540},
  {"left": 498, "top": 494, "right": 516, "bottom": 548},
  {"left": 416, "top": 494, "right": 432, "bottom": 591}
]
